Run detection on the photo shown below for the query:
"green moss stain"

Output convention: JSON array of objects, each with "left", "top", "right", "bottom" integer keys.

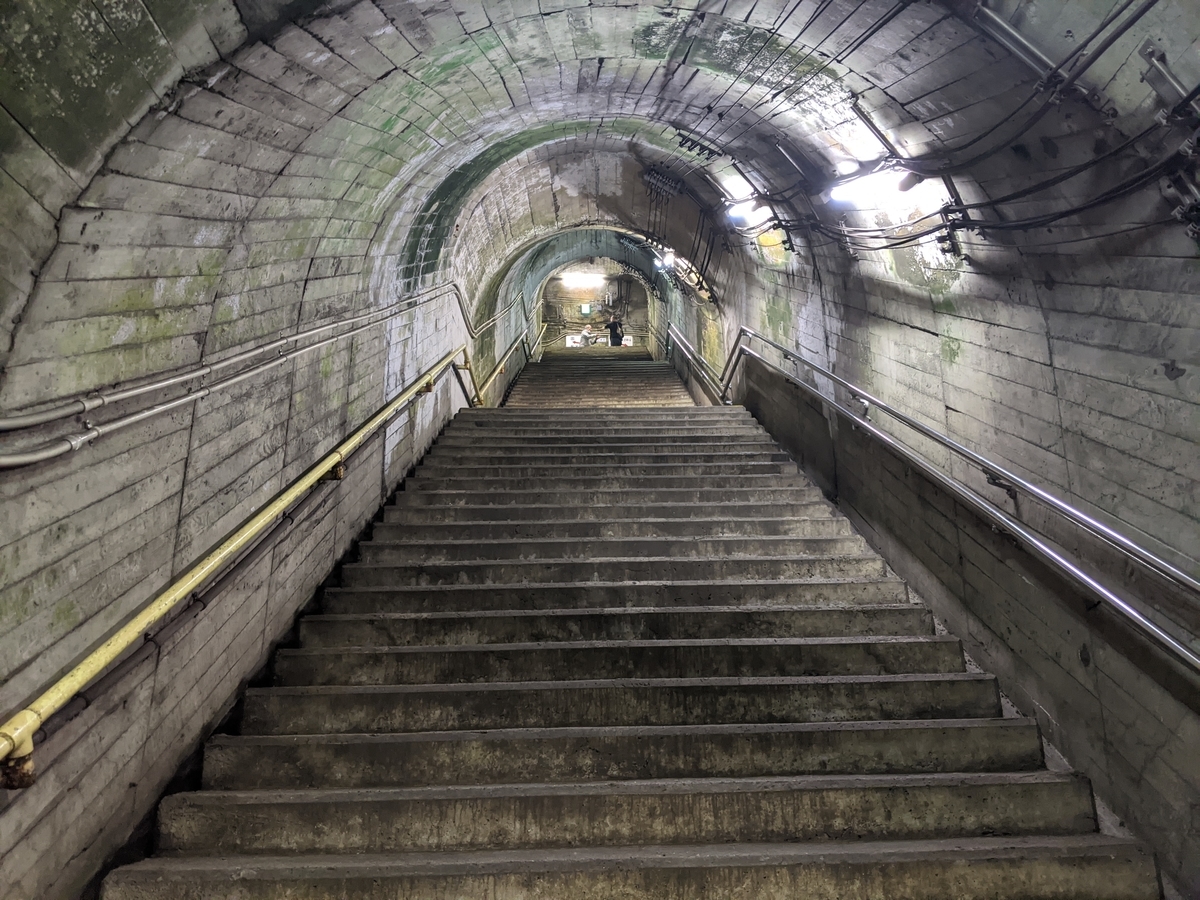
[
  {"left": 890, "top": 246, "right": 961, "bottom": 296},
  {"left": 764, "top": 292, "right": 790, "bottom": 342},
  {"left": 941, "top": 336, "right": 962, "bottom": 365},
  {"left": 401, "top": 119, "right": 687, "bottom": 287},
  {"left": 932, "top": 298, "right": 956, "bottom": 315},
  {"left": 634, "top": 8, "right": 688, "bottom": 59},
  {"left": 51, "top": 599, "right": 77, "bottom": 630},
  {"left": 0, "top": 586, "right": 33, "bottom": 628},
  {"left": 700, "top": 315, "right": 724, "bottom": 372},
  {"left": 0, "top": 0, "right": 178, "bottom": 174}
]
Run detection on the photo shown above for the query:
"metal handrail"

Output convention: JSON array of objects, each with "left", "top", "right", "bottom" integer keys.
[
  {"left": 665, "top": 324, "right": 1200, "bottom": 676},
  {"left": 476, "top": 322, "right": 548, "bottom": 400},
  {"left": 0, "top": 345, "right": 468, "bottom": 781},
  {"left": 0, "top": 282, "right": 547, "bottom": 778},
  {"left": 0, "top": 286, "right": 529, "bottom": 469},
  {"left": 0, "top": 284, "right": 465, "bottom": 433},
  {"left": 723, "top": 326, "right": 1200, "bottom": 598},
  {"left": 662, "top": 326, "right": 723, "bottom": 400}
]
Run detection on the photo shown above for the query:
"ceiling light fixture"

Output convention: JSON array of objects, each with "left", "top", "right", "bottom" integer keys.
[
  {"left": 728, "top": 200, "right": 775, "bottom": 227},
  {"left": 559, "top": 272, "right": 606, "bottom": 289},
  {"left": 829, "top": 170, "right": 906, "bottom": 206}
]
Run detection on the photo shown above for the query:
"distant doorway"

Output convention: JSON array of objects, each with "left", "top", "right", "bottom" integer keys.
[{"left": 541, "top": 259, "right": 651, "bottom": 351}]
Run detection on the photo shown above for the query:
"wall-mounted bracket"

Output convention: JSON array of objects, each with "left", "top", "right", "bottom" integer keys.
[
  {"left": 838, "top": 217, "right": 859, "bottom": 260},
  {"left": 0, "top": 751, "right": 35, "bottom": 789},
  {"left": 972, "top": 2, "right": 1113, "bottom": 114},
  {"left": 850, "top": 394, "right": 871, "bottom": 421},
  {"left": 985, "top": 469, "right": 1019, "bottom": 502},
  {"left": 1163, "top": 168, "right": 1200, "bottom": 240},
  {"left": 1141, "top": 39, "right": 1200, "bottom": 119},
  {"left": 677, "top": 134, "right": 721, "bottom": 161},
  {"left": 320, "top": 462, "right": 346, "bottom": 482}
]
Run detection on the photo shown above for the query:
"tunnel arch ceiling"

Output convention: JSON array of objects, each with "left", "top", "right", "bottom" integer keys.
[{"left": 9, "top": 0, "right": 1195, "bottom": 396}]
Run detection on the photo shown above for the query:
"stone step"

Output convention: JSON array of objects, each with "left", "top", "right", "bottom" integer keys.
[
  {"left": 320, "top": 578, "right": 911, "bottom": 614},
  {"left": 419, "top": 448, "right": 792, "bottom": 464},
  {"left": 425, "top": 443, "right": 787, "bottom": 456},
  {"left": 406, "top": 473, "right": 812, "bottom": 491},
  {"left": 241, "top": 673, "right": 1002, "bottom": 734},
  {"left": 98, "top": 836, "right": 1163, "bottom": 900},
  {"left": 435, "top": 430, "right": 769, "bottom": 443},
  {"left": 370, "top": 516, "right": 854, "bottom": 541},
  {"left": 339, "top": 554, "right": 889, "bottom": 586},
  {"left": 506, "top": 381, "right": 694, "bottom": 389},
  {"left": 272, "top": 636, "right": 965, "bottom": 686},
  {"left": 203, "top": 718, "right": 1044, "bottom": 790},
  {"left": 383, "top": 501, "right": 835, "bottom": 523},
  {"left": 502, "top": 402, "right": 705, "bottom": 410},
  {"left": 356, "top": 535, "right": 870, "bottom": 564},
  {"left": 410, "top": 460, "right": 796, "bottom": 482},
  {"left": 297, "top": 605, "right": 930, "bottom": 647},
  {"left": 456, "top": 408, "right": 749, "bottom": 420},
  {"left": 392, "top": 487, "right": 825, "bottom": 507},
  {"left": 502, "top": 401, "right": 700, "bottom": 409},
  {"left": 443, "top": 421, "right": 763, "bottom": 432},
  {"left": 156, "top": 772, "right": 1095, "bottom": 856}
]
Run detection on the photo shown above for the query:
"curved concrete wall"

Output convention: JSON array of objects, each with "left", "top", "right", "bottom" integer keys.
[{"left": 0, "top": 0, "right": 1197, "bottom": 895}]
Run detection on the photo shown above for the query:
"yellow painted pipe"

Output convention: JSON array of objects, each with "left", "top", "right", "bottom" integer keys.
[{"left": 0, "top": 346, "right": 466, "bottom": 771}]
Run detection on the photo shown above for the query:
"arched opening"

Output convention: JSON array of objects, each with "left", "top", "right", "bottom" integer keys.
[{"left": 540, "top": 258, "right": 647, "bottom": 352}]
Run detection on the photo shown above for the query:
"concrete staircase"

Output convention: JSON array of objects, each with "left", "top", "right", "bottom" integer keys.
[
  {"left": 504, "top": 349, "right": 694, "bottom": 407},
  {"left": 102, "top": 390, "right": 1160, "bottom": 896}
]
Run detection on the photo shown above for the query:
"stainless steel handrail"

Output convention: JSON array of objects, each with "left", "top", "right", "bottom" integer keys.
[
  {"left": 0, "top": 285, "right": 531, "bottom": 469},
  {"left": 0, "top": 285, "right": 461, "bottom": 433},
  {"left": 664, "top": 323, "right": 1200, "bottom": 675},
  {"left": 663, "top": 327, "right": 723, "bottom": 400},
  {"left": 0, "top": 283, "right": 520, "bottom": 435},
  {"left": 722, "top": 326, "right": 1200, "bottom": 598}
]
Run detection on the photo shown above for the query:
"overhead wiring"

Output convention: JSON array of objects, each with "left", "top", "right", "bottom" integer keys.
[
  {"left": 700, "top": 0, "right": 908, "bottom": 158},
  {"left": 897, "top": 0, "right": 1166, "bottom": 175},
  {"left": 957, "top": 218, "right": 1174, "bottom": 248},
  {"left": 807, "top": 149, "right": 1180, "bottom": 252}
]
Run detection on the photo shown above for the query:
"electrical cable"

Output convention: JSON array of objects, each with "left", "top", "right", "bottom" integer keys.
[
  {"left": 671, "top": 0, "right": 852, "bottom": 177},
  {"left": 957, "top": 218, "right": 1174, "bottom": 247},
  {"left": 816, "top": 150, "right": 1178, "bottom": 251},
  {"left": 831, "top": 120, "right": 1164, "bottom": 237},
  {"left": 823, "top": 120, "right": 1183, "bottom": 243},
  {"left": 891, "top": 0, "right": 1165, "bottom": 174},
  {"left": 700, "top": 0, "right": 903, "bottom": 156}
]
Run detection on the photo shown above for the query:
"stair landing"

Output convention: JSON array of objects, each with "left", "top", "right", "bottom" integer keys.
[{"left": 504, "top": 352, "right": 695, "bottom": 408}]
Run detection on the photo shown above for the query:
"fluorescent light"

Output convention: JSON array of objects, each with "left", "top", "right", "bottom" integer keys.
[
  {"left": 716, "top": 171, "right": 755, "bottom": 201},
  {"left": 559, "top": 272, "right": 606, "bottom": 289},
  {"left": 661, "top": 251, "right": 676, "bottom": 267},
  {"left": 829, "top": 170, "right": 905, "bottom": 206},
  {"left": 728, "top": 200, "right": 774, "bottom": 227}
]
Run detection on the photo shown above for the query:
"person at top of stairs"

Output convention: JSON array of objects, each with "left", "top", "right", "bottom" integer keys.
[{"left": 605, "top": 316, "right": 624, "bottom": 346}]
